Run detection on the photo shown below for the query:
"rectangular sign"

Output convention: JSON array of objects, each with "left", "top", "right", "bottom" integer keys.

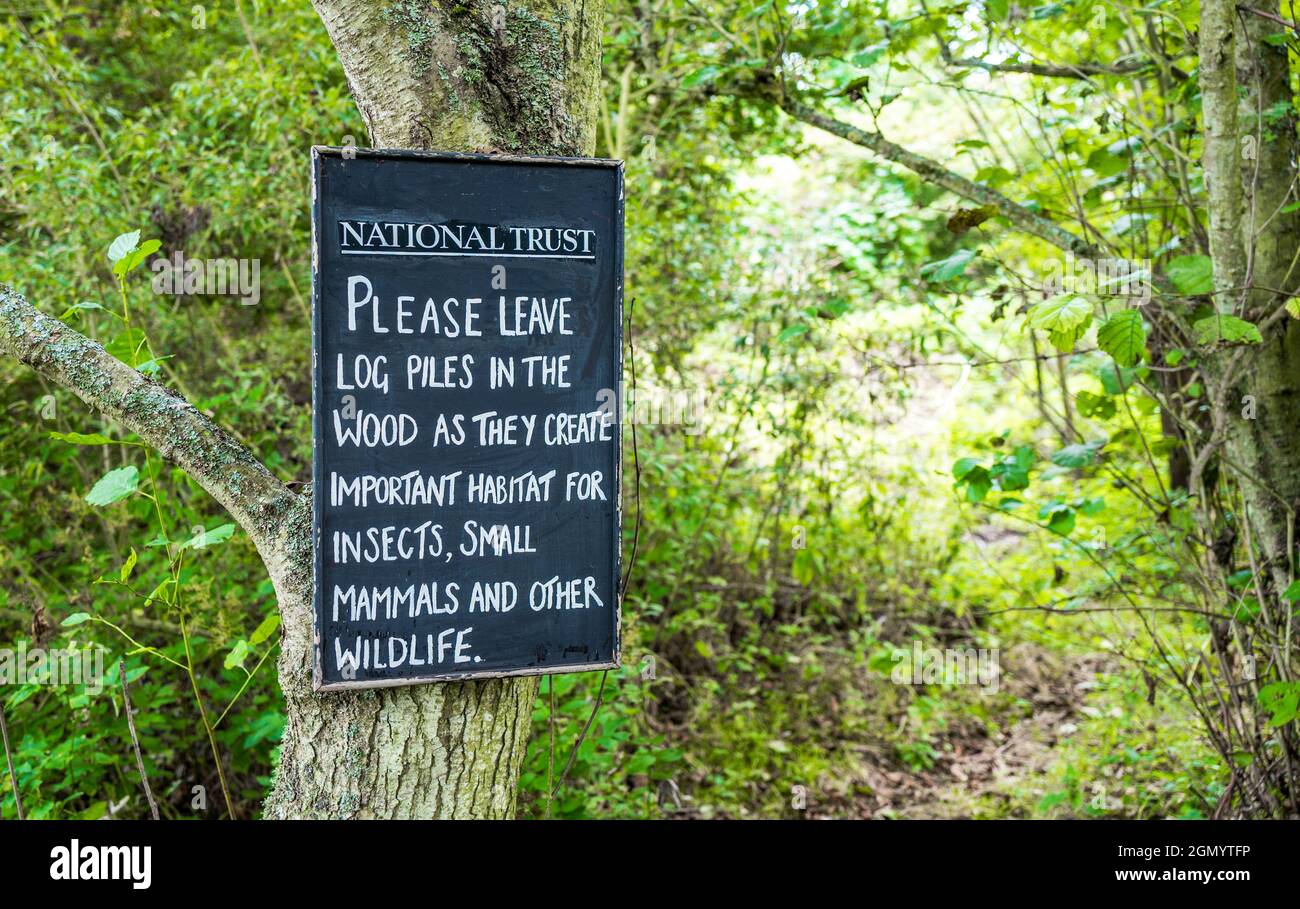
[{"left": 310, "top": 147, "right": 622, "bottom": 691}]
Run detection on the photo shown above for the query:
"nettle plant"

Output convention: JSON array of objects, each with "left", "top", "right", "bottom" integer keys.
[
  {"left": 946, "top": 249, "right": 1300, "bottom": 816},
  {"left": 55, "top": 231, "right": 280, "bottom": 819}
]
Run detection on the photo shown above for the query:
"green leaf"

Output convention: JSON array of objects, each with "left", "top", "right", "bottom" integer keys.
[
  {"left": 61, "top": 612, "right": 92, "bottom": 627},
  {"left": 1051, "top": 441, "right": 1104, "bottom": 468},
  {"left": 1192, "top": 314, "right": 1262, "bottom": 346},
  {"left": 1039, "top": 502, "right": 1076, "bottom": 536},
  {"left": 1077, "top": 496, "right": 1106, "bottom": 516},
  {"left": 990, "top": 444, "right": 1036, "bottom": 491},
  {"left": 249, "top": 613, "right": 281, "bottom": 647},
  {"left": 106, "top": 229, "right": 141, "bottom": 264},
  {"left": 1167, "top": 255, "right": 1213, "bottom": 295},
  {"left": 115, "top": 239, "right": 162, "bottom": 277},
  {"left": 776, "top": 324, "right": 809, "bottom": 343},
  {"left": 1257, "top": 682, "right": 1300, "bottom": 727},
  {"left": 78, "top": 801, "right": 109, "bottom": 821},
  {"left": 1075, "top": 390, "right": 1115, "bottom": 420},
  {"left": 850, "top": 41, "right": 889, "bottom": 67},
  {"left": 59, "top": 301, "right": 108, "bottom": 321},
  {"left": 1099, "top": 362, "right": 1138, "bottom": 395},
  {"left": 181, "top": 522, "right": 237, "bottom": 550},
  {"left": 1096, "top": 309, "right": 1147, "bottom": 366},
  {"left": 1283, "top": 580, "right": 1300, "bottom": 603},
  {"left": 224, "top": 639, "right": 250, "bottom": 671},
  {"left": 960, "top": 466, "right": 992, "bottom": 502},
  {"left": 974, "top": 165, "right": 1013, "bottom": 186},
  {"left": 1028, "top": 294, "right": 1093, "bottom": 351},
  {"left": 48, "top": 431, "right": 116, "bottom": 446},
  {"left": 681, "top": 65, "right": 722, "bottom": 88},
  {"left": 85, "top": 465, "right": 139, "bottom": 506},
  {"left": 920, "top": 248, "right": 976, "bottom": 282},
  {"left": 1086, "top": 145, "right": 1128, "bottom": 178},
  {"left": 120, "top": 547, "right": 138, "bottom": 583},
  {"left": 952, "top": 457, "right": 982, "bottom": 480}
]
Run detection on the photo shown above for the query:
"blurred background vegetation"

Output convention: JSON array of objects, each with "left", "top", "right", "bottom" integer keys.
[{"left": 2, "top": 0, "right": 1294, "bottom": 819}]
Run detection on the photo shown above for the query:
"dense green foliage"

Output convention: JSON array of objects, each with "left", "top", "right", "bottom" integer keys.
[{"left": 2, "top": 0, "right": 1297, "bottom": 819}]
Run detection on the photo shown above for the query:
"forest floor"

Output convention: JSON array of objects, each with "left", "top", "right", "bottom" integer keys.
[{"left": 818, "top": 645, "right": 1108, "bottom": 819}]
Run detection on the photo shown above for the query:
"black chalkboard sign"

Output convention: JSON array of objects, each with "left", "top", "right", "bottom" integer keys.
[{"left": 310, "top": 147, "right": 622, "bottom": 691}]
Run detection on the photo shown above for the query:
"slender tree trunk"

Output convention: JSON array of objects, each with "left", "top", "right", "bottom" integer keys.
[
  {"left": 1200, "top": 0, "right": 1300, "bottom": 603},
  {"left": 264, "top": 0, "right": 606, "bottom": 819}
]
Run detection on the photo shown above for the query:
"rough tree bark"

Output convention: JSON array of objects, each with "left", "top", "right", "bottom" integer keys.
[
  {"left": 1200, "top": 0, "right": 1300, "bottom": 602},
  {"left": 0, "top": 0, "right": 606, "bottom": 818}
]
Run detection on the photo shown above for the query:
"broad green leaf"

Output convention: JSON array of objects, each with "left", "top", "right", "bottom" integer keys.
[
  {"left": 106, "top": 229, "right": 141, "bottom": 264},
  {"left": 920, "top": 248, "right": 976, "bottom": 282},
  {"left": 1086, "top": 145, "right": 1128, "bottom": 178},
  {"left": 851, "top": 42, "right": 889, "bottom": 67},
  {"left": 681, "top": 65, "right": 722, "bottom": 88},
  {"left": 952, "top": 457, "right": 982, "bottom": 480},
  {"left": 85, "top": 465, "right": 139, "bottom": 506},
  {"left": 1192, "top": 314, "right": 1262, "bottom": 346},
  {"left": 1028, "top": 294, "right": 1092, "bottom": 352},
  {"left": 1039, "top": 502, "right": 1076, "bottom": 536},
  {"left": 224, "top": 639, "right": 250, "bottom": 671},
  {"left": 116, "top": 238, "right": 162, "bottom": 276},
  {"left": 78, "top": 801, "right": 109, "bottom": 821},
  {"left": 1051, "top": 441, "right": 1104, "bottom": 468},
  {"left": 249, "top": 613, "right": 281, "bottom": 646},
  {"left": 1096, "top": 309, "right": 1146, "bottom": 366},
  {"left": 1077, "top": 496, "right": 1106, "bottom": 516},
  {"left": 1099, "top": 362, "right": 1138, "bottom": 395},
  {"left": 1167, "top": 255, "right": 1213, "bottom": 295},
  {"left": 974, "top": 165, "right": 1013, "bottom": 186},
  {"left": 990, "top": 445, "right": 1036, "bottom": 491},
  {"left": 1257, "top": 682, "right": 1300, "bottom": 727},
  {"left": 959, "top": 465, "right": 992, "bottom": 502},
  {"left": 182, "top": 522, "right": 237, "bottom": 550},
  {"left": 1075, "top": 390, "right": 1115, "bottom": 419},
  {"left": 61, "top": 612, "right": 92, "bottom": 627},
  {"left": 776, "top": 324, "right": 809, "bottom": 343}
]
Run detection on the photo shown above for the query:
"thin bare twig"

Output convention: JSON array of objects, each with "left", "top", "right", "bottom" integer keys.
[
  {"left": 0, "top": 702, "right": 23, "bottom": 820},
  {"left": 120, "top": 659, "right": 160, "bottom": 820}
]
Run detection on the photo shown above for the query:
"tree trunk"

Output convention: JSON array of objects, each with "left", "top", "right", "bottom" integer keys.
[
  {"left": 265, "top": 0, "right": 606, "bottom": 819},
  {"left": 0, "top": 0, "right": 606, "bottom": 819},
  {"left": 1200, "top": 0, "right": 1300, "bottom": 603}
]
